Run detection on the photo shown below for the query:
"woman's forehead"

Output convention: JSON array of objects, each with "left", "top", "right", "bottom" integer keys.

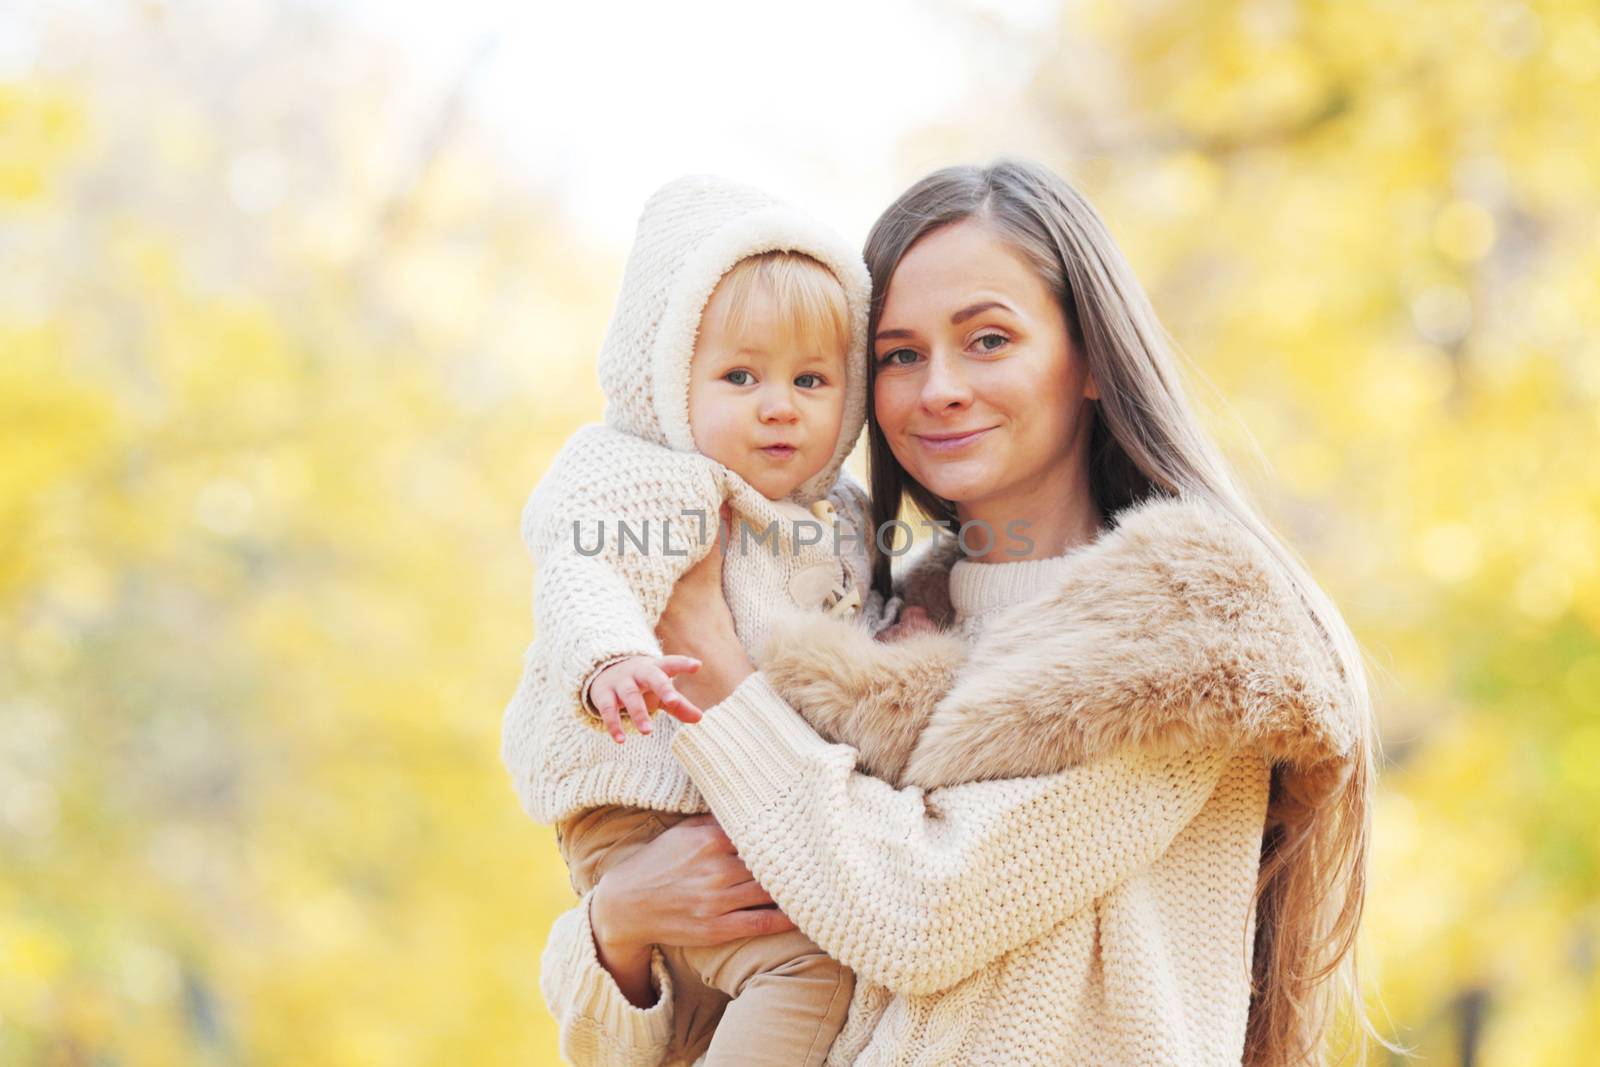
[{"left": 883, "top": 225, "right": 1048, "bottom": 318}]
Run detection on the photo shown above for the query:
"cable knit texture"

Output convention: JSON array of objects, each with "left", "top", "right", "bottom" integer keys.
[
  {"left": 536, "top": 493, "right": 1363, "bottom": 1065},
  {"left": 500, "top": 174, "right": 879, "bottom": 828}
]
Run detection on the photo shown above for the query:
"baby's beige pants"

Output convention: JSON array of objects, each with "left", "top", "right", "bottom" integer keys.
[{"left": 558, "top": 804, "right": 853, "bottom": 1067}]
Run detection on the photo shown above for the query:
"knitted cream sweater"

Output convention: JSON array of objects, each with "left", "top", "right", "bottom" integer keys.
[
  {"left": 500, "top": 175, "right": 878, "bottom": 826},
  {"left": 537, "top": 495, "right": 1364, "bottom": 1066}
]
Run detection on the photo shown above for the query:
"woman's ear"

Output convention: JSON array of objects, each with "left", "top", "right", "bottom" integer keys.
[{"left": 1084, "top": 372, "right": 1101, "bottom": 401}]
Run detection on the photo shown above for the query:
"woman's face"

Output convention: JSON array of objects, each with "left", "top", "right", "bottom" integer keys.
[{"left": 872, "top": 219, "right": 1098, "bottom": 516}]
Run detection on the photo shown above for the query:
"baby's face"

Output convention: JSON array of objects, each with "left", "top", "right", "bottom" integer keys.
[{"left": 688, "top": 280, "right": 848, "bottom": 501}]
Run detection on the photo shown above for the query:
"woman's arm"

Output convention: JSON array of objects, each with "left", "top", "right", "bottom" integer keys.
[
  {"left": 756, "top": 606, "right": 968, "bottom": 785},
  {"left": 671, "top": 673, "right": 1228, "bottom": 997},
  {"left": 656, "top": 508, "right": 1227, "bottom": 997}
]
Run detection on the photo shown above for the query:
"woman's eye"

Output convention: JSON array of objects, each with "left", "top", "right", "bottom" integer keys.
[
  {"left": 974, "top": 333, "right": 1008, "bottom": 353},
  {"left": 878, "top": 348, "right": 919, "bottom": 366},
  {"left": 724, "top": 369, "right": 752, "bottom": 385},
  {"left": 795, "top": 373, "right": 825, "bottom": 389}
]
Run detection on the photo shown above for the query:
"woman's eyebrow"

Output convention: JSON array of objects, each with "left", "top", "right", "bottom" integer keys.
[
  {"left": 876, "top": 301, "right": 1015, "bottom": 343},
  {"left": 951, "top": 300, "right": 1012, "bottom": 324}
]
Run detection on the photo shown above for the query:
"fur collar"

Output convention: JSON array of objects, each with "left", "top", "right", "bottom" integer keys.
[{"left": 757, "top": 493, "right": 1361, "bottom": 800}]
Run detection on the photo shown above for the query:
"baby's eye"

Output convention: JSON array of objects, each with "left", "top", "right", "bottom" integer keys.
[
  {"left": 795, "top": 372, "right": 826, "bottom": 389},
  {"left": 974, "top": 333, "right": 1008, "bottom": 353},
  {"left": 878, "top": 348, "right": 920, "bottom": 367},
  {"left": 724, "top": 369, "right": 753, "bottom": 386}
]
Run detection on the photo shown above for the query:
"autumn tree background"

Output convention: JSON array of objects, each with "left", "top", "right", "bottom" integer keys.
[{"left": 3, "top": 1, "right": 1596, "bottom": 1064}]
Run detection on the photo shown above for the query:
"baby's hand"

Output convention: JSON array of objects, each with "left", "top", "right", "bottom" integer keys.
[
  {"left": 590, "top": 655, "right": 704, "bottom": 743},
  {"left": 875, "top": 604, "right": 939, "bottom": 643}
]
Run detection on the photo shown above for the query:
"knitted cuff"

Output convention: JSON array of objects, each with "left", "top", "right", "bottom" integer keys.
[
  {"left": 670, "top": 671, "right": 852, "bottom": 831},
  {"left": 556, "top": 890, "right": 677, "bottom": 1052}
]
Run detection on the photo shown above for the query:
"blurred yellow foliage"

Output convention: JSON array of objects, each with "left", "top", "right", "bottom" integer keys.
[{"left": 3, "top": 1, "right": 1597, "bottom": 1064}]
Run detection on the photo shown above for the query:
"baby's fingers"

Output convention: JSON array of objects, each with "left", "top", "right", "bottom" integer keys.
[
  {"left": 614, "top": 679, "right": 653, "bottom": 736},
  {"left": 641, "top": 664, "right": 702, "bottom": 724},
  {"left": 660, "top": 693, "right": 703, "bottom": 724},
  {"left": 593, "top": 689, "right": 627, "bottom": 744},
  {"left": 657, "top": 655, "right": 702, "bottom": 678}
]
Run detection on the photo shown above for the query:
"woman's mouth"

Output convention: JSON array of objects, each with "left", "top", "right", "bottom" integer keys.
[{"left": 914, "top": 427, "right": 994, "bottom": 453}]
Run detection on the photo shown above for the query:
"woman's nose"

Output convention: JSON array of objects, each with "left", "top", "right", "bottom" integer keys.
[{"left": 920, "top": 350, "right": 973, "bottom": 411}]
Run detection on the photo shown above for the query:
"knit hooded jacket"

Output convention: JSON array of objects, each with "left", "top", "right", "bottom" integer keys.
[
  {"left": 537, "top": 493, "right": 1364, "bottom": 1066},
  {"left": 501, "top": 175, "right": 878, "bottom": 827}
]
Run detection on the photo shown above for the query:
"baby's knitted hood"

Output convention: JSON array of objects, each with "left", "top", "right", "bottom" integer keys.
[{"left": 596, "top": 175, "right": 872, "bottom": 505}]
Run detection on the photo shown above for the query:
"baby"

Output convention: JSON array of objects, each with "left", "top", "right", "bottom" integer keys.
[{"left": 502, "top": 176, "right": 891, "bottom": 1067}]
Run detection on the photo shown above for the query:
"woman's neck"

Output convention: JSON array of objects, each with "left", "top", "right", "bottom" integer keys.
[{"left": 954, "top": 472, "right": 1104, "bottom": 564}]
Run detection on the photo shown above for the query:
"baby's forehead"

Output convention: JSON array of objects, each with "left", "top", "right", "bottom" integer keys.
[
  {"left": 724, "top": 332, "right": 848, "bottom": 366},
  {"left": 699, "top": 262, "right": 852, "bottom": 364},
  {"left": 705, "top": 301, "right": 849, "bottom": 363}
]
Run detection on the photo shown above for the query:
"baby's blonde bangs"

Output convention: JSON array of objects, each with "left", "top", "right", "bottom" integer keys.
[{"left": 712, "top": 251, "right": 852, "bottom": 362}]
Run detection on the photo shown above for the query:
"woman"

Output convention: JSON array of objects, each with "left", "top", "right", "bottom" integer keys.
[{"left": 537, "top": 160, "right": 1377, "bottom": 1066}]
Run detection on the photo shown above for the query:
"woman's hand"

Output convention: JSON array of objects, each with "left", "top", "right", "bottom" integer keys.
[
  {"left": 655, "top": 503, "right": 754, "bottom": 710},
  {"left": 589, "top": 813, "right": 797, "bottom": 1006},
  {"left": 875, "top": 604, "right": 937, "bottom": 643}
]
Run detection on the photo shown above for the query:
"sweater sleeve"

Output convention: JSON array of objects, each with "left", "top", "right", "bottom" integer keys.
[
  {"left": 539, "top": 889, "right": 679, "bottom": 1067},
  {"left": 523, "top": 424, "right": 725, "bottom": 728},
  {"left": 670, "top": 672, "right": 1229, "bottom": 998}
]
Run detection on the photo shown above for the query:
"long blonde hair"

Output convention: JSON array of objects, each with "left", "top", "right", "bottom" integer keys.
[{"left": 863, "top": 159, "right": 1381, "bottom": 1066}]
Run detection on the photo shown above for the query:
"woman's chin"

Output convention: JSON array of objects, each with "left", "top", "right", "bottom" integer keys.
[{"left": 910, "top": 463, "right": 998, "bottom": 508}]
